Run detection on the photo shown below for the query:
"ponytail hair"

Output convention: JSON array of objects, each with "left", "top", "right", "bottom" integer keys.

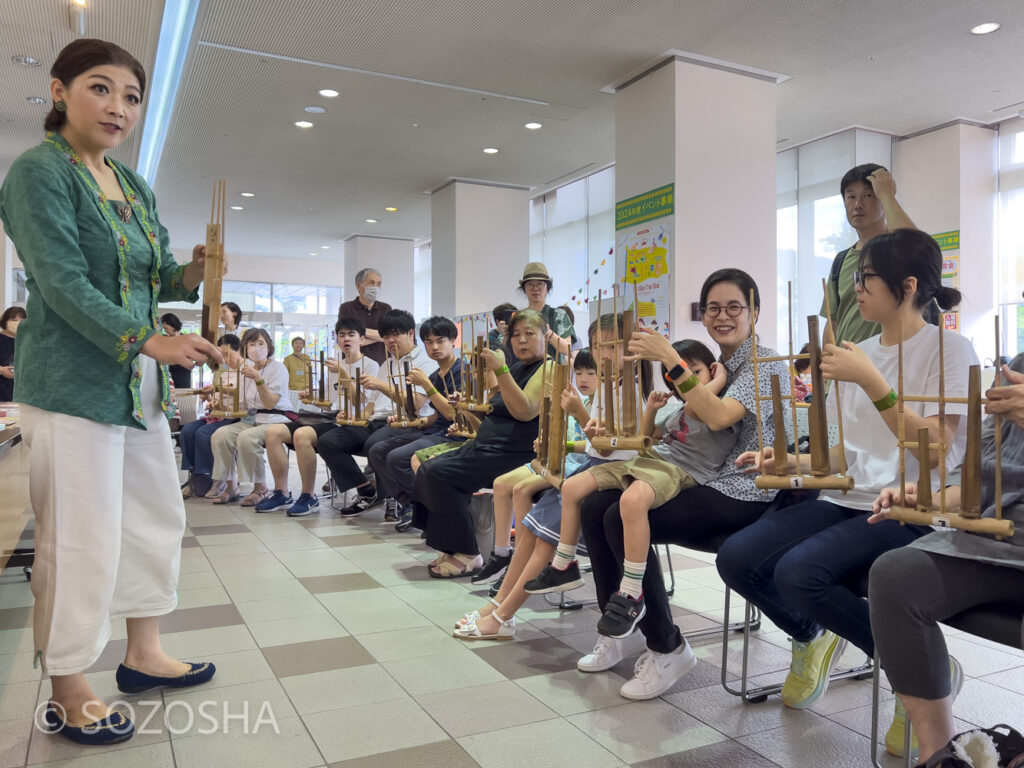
[{"left": 860, "top": 230, "right": 962, "bottom": 314}]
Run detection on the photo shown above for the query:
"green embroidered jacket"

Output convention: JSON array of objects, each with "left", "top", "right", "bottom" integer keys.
[{"left": 0, "top": 133, "right": 199, "bottom": 428}]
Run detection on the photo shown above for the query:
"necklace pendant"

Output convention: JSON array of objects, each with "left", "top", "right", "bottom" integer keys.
[{"left": 117, "top": 203, "right": 132, "bottom": 223}]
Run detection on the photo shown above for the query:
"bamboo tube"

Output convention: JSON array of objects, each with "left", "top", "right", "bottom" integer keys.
[
  {"left": 820, "top": 278, "right": 847, "bottom": 474},
  {"left": 788, "top": 283, "right": 801, "bottom": 476},
  {"left": 621, "top": 309, "right": 637, "bottom": 434},
  {"left": 755, "top": 475, "right": 855, "bottom": 491},
  {"left": 994, "top": 316, "right": 1003, "bottom": 525},
  {"left": 916, "top": 427, "right": 933, "bottom": 511},
  {"left": 590, "top": 435, "right": 652, "bottom": 452},
  {"left": 886, "top": 507, "right": 1014, "bottom": 538},
  {"left": 770, "top": 374, "right": 789, "bottom": 476},
  {"left": 898, "top": 333, "right": 906, "bottom": 505},
  {"left": 749, "top": 289, "right": 766, "bottom": 479},
  {"left": 807, "top": 315, "right": 830, "bottom": 476},
  {"left": 938, "top": 322, "right": 947, "bottom": 513}
]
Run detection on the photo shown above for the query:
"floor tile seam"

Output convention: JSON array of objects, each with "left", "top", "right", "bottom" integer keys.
[{"left": 560, "top": 703, "right": 686, "bottom": 765}]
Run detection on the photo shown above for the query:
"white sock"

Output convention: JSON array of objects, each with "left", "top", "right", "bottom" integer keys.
[
  {"left": 494, "top": 545, "right": 512, "bottom": 557},
  {"left": 550, "top": 543, "right": 577, "bottom": 571},
  {"left": 619, "top": 559, "right": 646, "bottom": 599}
]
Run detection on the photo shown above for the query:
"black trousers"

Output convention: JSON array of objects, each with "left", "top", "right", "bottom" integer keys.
[
  {"left": 579, "top": 485, "right": 769, "bottom": 654},
  {"left": 413, "top": 442, "right": 533, "bottom": 555},
  {"left": 315, "top": 420, "right": 388, "bottom": 492},
  {"left": 365, "top": 426, "right": 430, "bottom": 501}
]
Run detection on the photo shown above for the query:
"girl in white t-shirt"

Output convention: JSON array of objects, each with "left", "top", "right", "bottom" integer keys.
[{"left": 717, "top": 228, "right": 978, "bottom": 717}]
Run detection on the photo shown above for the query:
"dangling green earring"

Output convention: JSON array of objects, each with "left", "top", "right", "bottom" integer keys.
[{"left": 55, "top": 100, "right": 66, "bottom": 112}]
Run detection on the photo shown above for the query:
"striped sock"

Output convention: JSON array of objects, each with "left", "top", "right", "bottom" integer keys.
[
  {"left": 619, "top": 559, "right": 647, "bottom": 599},
  {"left": 550, "top": 543, "right": 577, "bottom": 571}
]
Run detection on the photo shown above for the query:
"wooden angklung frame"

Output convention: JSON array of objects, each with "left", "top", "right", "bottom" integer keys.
[
  {"left": 300, "top": 352, "right": 333, "bottom": 409},
  {"left": 450, "top": 318, "right": 493, "bottom": 439},
  {"left": 750, "top": 281, "right": 853, "bottom": 492},
  {"left": 200, "top": 180, "right": 226, "bottom": 370},
  {"left": 884, "top": 317, "right": 1012, "bottom": 539},
  {"left": 335, "top": 361, "right": 368, "bottom": 427},
  {"left": 208, "top": 362, "right": 247, "bottom": 419},
  {"left": 387, "top": 355, "right": 428, "bottom": 429},
  {"left": 588, "top": 283, "right": 651, "bottom": 455},
  {"left": 531, "top": 348, "right": 570, "bottom": 489}
]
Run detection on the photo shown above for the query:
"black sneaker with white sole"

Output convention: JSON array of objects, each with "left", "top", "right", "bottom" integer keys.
[
  {"left": 597, "top": 592, "right": 646, "bottom": 639},
  {"left": 339, "top": 493, "right": 378, "bottom": 518},
  {"left": 471, "top": 551, "right": 513, "bottom": 585},
  {"left": 523, "top": 561, "right": 585, "bottom": 594}
]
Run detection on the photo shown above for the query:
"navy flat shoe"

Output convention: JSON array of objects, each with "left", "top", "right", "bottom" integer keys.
[
  {"left": 42, "top": 704, "right": 135, "bottom": 746},
  {"left": 115, "top": 661, "right": 216, "bottom": 694}
]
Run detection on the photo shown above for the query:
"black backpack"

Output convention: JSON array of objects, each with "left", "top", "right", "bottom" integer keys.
[
  {"left": 827, "top": 246, "right": 940, "bottom": 327},
  {"left": 922, "top": 724, "right": 1024, "bottom": 768}
]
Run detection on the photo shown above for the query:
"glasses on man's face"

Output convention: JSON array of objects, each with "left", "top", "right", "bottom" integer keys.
[
  {"left": 701, "top": 302, "right": 749, "bottom": 318},
  {"left": 853, "top": 270, "right": 880, "bottom": 288}
]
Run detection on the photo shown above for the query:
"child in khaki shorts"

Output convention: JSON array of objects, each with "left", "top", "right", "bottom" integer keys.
[{"left": 525, "top": 340, "right": 740, "bottom": 638}]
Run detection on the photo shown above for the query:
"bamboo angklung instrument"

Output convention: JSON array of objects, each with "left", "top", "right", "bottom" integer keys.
[
  {"left": 452, "top": 318, "right": 494, "bottom": 436},
  {"left": 884, "top": 316, "right": 1012, "bottom": 538},
  {"left": 200, "top": 180, "right": 226, "bottom": 369},
  {"left": 530, "top": 338, "right": 570, "bottom": 488},
  {"left": 386, "top": 352, "right": 427, "bottom": 429},
  {"left": 335, "top": 363, "right": 368, "bottom": 427},
  {"left": 751, "top": 283, "right": 853, "bottom": 491},
  {"left": 313, "top": 351, "right": 331, "bottom": 407},
  {"left": 209, "top": 362, "right": 246, "bottom": 419},
  {"left": 589, "top": 282, "right": 651, "bottom": 454}
]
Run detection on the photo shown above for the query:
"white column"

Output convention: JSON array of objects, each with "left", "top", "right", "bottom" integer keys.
[
  {"left": 893, "top": 123, "right": 998, "bottom": 360},
  {"left": 430, "top": 180, "right": 529, "bottom": 318},
  {"left": 614, "top": 57, "right": 778, "bottom": 348}
]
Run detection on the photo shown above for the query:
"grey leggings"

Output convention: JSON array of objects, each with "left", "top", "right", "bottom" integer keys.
[{"left": 869, "top": 547, "right": 1024, "bottom": 699}]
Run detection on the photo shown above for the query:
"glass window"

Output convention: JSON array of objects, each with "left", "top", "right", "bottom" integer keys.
[
  {"left": 12, "top": 268, "right": 27, "bottom": 302},
  {"left": 413, "top": 242, "right": 432, "bottom": 320},
  {"left": 998, "top": 117, "right": 1024, "bottom": 357},
  {"left": 272, "top": 284, "right": 319, "bottom": 314}
]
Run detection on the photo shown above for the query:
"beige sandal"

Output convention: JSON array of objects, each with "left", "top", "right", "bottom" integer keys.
[
  {"left": 428, "top": 554, "right": 483, "bottom": 579},
  {"left": 240, "top": 488, "right": 272, "bottom": 507}
]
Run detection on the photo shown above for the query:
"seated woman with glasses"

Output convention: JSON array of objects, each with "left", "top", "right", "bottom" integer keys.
[
  {"left": 716, "top": 230, "right": 976, "bottom": 736},
  {"left": 412, "top": 309, "right": 550, "bottom": 578},
  {"left": 572, "top": 268, "right": 792, "bottom": 701}
]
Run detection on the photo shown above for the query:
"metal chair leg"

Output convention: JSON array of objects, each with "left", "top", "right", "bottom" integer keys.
[{"left": 719, "top": 587, "right": 874, "bottom": 704}]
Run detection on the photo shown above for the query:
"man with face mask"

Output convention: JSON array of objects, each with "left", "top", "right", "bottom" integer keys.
[{"left": 336, "top": 268, "right": 392, "bottom": 365}]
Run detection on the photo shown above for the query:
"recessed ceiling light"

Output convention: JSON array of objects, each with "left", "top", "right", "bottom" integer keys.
[
  {"left": 524, "top": 122, "right": 543, "bottom": 130},
  {"left": 70, "top": 0, "right": 87, "bottom": 6},
  {"left": 294, "top": 120, "right": 314, "bottom": 128},
  {"left": 412, "top": 122, "right": 424, "bottom": 128},
  {"left": 305, "top": 106, "right": 325, "bottom": 114},
  {"left": 320, "top": 245, "right": 330, "bottom": 249},
  {"left": 12, "top": 55, "right": 41, "bottom": 67},
  {"left": 365, "top": 218, "right": 377, "bottom": 223},
  {"left": 240, "top": 192, "right": 254, "bottom": 197},
  {"left": 319, "top": 89, "right": 339, "bottom": 98},
  {"left": 384, "top": 206, "right": 398, "bottom": 212},
  {"left": 309, "top": 252, "right": 318, "bottom": 256},
  {"left": 26, "top": 96, "right": 46, "bottom": 104},
  {"left": 971, "top": 22, "right": 1000, "bottom": 34},
  {"left": 230, "top": 205, "right": 244, "bottom": 210},
  {"left": 482, "top": 147, "right": 499, "bottom": 154}
]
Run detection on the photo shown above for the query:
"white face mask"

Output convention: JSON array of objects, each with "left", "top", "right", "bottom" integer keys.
[
  {"left": 248, "top": 345, "right": 269, "bottom": 362},
  {"left": 363, "top": 285, "right": 381, "bottom": 302}
]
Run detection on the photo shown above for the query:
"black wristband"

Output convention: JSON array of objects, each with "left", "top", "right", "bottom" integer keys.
[{"left": 666, "top": 363, "right": 687, "bottom": 381}]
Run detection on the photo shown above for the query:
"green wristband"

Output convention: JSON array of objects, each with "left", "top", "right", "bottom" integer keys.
[
  {"left": 425, "top": 387, "right": 438, "bottom": 397},
  {"left": 675, "top": 373, "right": 699, "bottom": 393},
  {"left": 873, "top": 389, "right": 898, "bottom": 412},
  {"left": 255, "top": 379, "right": 265, "bottom": 387},
  {"left": 495, "top": 365, "right": 510, "bottom": 377},
  {"left": 565, "top": 440, "right": 576, "bottom": 452}
]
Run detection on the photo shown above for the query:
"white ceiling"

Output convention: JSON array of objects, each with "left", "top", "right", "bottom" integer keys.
[{"left": 3, "top": 0, "right": 1024, "bottom": 266}]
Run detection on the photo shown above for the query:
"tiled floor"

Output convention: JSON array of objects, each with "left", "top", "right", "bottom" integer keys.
[{"left": 1, "top": 458, "right": 1023, "bottom": 767}]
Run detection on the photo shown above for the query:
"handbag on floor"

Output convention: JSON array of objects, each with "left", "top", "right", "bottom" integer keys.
[{"left": 922, "top": 724, "right": 1024, "bottom": 768}]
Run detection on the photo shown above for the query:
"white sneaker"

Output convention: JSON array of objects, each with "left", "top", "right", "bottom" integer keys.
[
  {"left": 577, "top": 636, "right": 624, "bottom": 673},
  {"left": 619, "top": 642, "right": 696, "bottom": 700}
]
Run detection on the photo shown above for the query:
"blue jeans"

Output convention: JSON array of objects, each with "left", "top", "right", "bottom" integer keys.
[
  {"left": 180, "top": 419, "right": 237, "bottom": 475},
  {"left": 716, "top": 499, "right": 929, "bottom": 656}
]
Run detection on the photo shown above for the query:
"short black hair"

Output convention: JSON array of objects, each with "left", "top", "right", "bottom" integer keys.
[
  {"left": 573, "top": 348, "right": 597, "bottom": 371},
  {"left": 220, "top": 301, "right": 242, "bottom": 326},
  {"left": 794, "top": 343, "right": 812, "bottom": 374},
  {"left": 160, "top": 312, "right": 182, "bottom": 332},
  {"left": 1, "top": 306, "right": 26, "bottom": 330},
  {"left": 217, "top": 333, "right": 241, "bottom": 351},
  {"left": 492, "top": 302, "right": 516, "bottom": 324},
  {"left": 419, "top": 315, "right": 458, "bottom": 342},
  {"left": 840, "top": 163, "right": 886, "bottom": 197},
  {"left": 860, "top": 230, "right": 962, "bottom": 312},
  {"left": 335, "top": 315, "right": 366, "bottom": 337},
  {"left": 379, "top": 309, "right": 416, "bottom": 336},
  {"left": 673, "top": 339, "right": 716, "bottom": 370}
]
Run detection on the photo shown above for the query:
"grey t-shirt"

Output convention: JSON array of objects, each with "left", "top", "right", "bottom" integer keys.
[{"left": 652, "top": 401, "right": 739, "bottom": 485}]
